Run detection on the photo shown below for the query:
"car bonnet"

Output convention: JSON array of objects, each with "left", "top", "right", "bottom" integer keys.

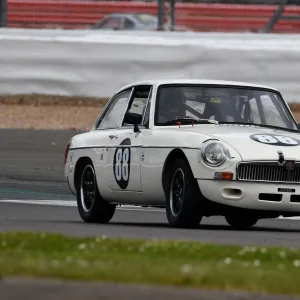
[{"left": 188, "top": 124, "right": 300, "bottom": 161}]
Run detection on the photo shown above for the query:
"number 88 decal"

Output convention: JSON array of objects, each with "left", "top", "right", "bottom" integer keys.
[
  {"left": 113, "top": 141, "right": 131, "bottom": 189},
  {"left": 250, "top": 134, "right": 300, "bottom": 146},
  {"left": 115, "top": 148, "right": 129, "bottom": 182}
]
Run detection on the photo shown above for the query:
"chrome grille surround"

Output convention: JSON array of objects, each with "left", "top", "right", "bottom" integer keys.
[{"left": 236, "top": 161, "right": 300, "bottom": 183}]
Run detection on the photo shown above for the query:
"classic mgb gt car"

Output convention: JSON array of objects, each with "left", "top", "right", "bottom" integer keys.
[{"left": 64, "top": 79, "right": 300, "bottom": 229}]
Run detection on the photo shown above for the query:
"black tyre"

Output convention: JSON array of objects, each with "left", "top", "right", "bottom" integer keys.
[
  {"left": 225, "top": 214, "right": 258, "bottom": 230},
  {"left": 76, "top": 163, "right": 116, "bottom": 223},
  {"left": 165, "top": 157, "right": 203, "bottom": 228}
]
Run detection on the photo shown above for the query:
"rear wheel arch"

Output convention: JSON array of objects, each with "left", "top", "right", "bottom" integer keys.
[
  {"left": 74, "top": 157, "right": 94, "bottom": 193},
  {"left": 74, "top": 156, "right": 116, "bottom": 224}
]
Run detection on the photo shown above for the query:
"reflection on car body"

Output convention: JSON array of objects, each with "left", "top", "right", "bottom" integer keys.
[{"left": 64, "top": 79, "right": 300, "bottom": 229}]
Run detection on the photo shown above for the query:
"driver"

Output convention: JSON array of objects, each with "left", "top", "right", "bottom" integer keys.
[
  {"left": 157, "top": 87, "right": 186, "bottom": 123},
  {"left": 202, "top": 91, "right": 238, "bottom": 122}
]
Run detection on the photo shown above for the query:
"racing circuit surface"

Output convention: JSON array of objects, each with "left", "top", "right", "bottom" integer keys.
[
  {"left": 1, "top": 128, "right": 300, "bottom": 247},
  {"left": 2, "top": 129, "right": 300, "bottom": 300}
]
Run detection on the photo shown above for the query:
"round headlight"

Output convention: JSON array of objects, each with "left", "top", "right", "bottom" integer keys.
[{"left": 201, "top": 141, "right": 231, "bottom": 167}]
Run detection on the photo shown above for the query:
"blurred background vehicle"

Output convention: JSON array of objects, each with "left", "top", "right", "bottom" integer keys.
[
  {"left": 90, "top": 12, "right": 191, "bottom": 31},
  {"left": 1, "top": 0, "right": 300, "bottom": 33}
]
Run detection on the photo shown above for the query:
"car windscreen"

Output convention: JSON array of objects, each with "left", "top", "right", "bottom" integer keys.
[{"left": 155, "top": 85, "right": 298, "bottom": 130}]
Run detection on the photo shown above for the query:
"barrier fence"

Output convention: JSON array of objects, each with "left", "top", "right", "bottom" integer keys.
[
  {"left": 1, "top": 29, "right": 300, "bottom": 102},
  {"left": 4, "top": 0, "right": 300, "bottom": 32}
]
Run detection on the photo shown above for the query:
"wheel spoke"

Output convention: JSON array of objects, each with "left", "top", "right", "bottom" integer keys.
[{"left": 170, "top": 168, "right": 185, "bottom": 216}]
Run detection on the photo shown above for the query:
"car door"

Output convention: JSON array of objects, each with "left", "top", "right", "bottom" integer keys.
[
  {"left": 104, "top": 85, "right": 152, "bottom": 194},
  {"left": 93, "top": 88, "right": 133, "bottom": 197}
]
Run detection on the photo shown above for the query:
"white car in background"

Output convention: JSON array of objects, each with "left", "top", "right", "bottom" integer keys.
[{"left": 64, "top": 79, "right": 300, "bottom": 229}]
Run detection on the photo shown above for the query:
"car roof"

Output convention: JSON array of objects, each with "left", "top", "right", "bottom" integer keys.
[{"left": 116, "top": 79, "right": 279, "bottom": 94}]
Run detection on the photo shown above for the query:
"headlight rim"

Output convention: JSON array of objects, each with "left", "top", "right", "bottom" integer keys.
[{"left": 201, "top": 140, "right": 230, "bottom": 167}]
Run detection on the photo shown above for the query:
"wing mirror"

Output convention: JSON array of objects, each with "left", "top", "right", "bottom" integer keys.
[{"left": 123, "top": 112, "right": 142, "bottom": 133}]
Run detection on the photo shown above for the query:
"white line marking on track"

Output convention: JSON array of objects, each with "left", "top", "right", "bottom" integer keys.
[
  {"left": 278, "top": 216, "right": 300, "bottom": 220},
  {"left": 0, "top": 200, "right": 164, "bottom": 212},
  {"left": 0, "top": 199, "right": 76, "bottom": 207}
]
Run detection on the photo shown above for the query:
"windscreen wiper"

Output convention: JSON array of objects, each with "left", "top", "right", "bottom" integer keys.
[
  {"left": 219, "top": 121, "right": 298, "bottom": 132},
  {"left": 161, "top": 117, "right": 218, "bottom": 126}
]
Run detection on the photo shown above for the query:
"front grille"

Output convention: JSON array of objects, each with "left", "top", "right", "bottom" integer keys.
[{"left": 237, "top": 162, "right": 300, "bottom": 183}]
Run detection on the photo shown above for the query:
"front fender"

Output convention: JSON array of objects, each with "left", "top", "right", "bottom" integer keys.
[{"left": 181, "top": 144, "right": 242, "bottom": 180}]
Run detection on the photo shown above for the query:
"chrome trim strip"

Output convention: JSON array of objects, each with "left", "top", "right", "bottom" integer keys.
[{"left": 69, "top": 146, "right": 201, "bottom": 151}]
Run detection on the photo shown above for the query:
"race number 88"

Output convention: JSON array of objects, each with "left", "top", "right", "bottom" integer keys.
[
  {"left": 252, "top": 134, "right": 300, "bottom": 145},
  {"left": 115, "top": 148, "right": 129, "bottom": 181}
]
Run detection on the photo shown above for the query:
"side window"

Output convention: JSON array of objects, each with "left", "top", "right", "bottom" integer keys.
[
  {"left": 124, "top": 18, "right": 135, "bottom": 29},
  {"left": 123, "top": 86, "right": 152, "bottom": 126},
  {"left": 98, "top": 90, "right": 131, "bottom": 129}
]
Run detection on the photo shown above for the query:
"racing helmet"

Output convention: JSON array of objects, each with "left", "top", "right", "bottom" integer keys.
[{"left": 157, "top": 87, "right": 186, "bottom": 122}]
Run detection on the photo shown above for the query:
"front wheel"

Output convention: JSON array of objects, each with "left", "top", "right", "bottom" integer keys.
[
  {"left": 165, "top": 158, "right": 203, "bottom": 228},
  {"left": 77, "top": 163, "right": 116, "bottom": 223},
  {"left": 225, "top": 214, "right": 258, "bottom": 230}
]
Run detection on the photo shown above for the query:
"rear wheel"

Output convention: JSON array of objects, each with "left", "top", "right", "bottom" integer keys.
[
  {"left": 76, "top": 162, "right": 116, "bottom": 223},
  {"left": 165, "top": 158, "right": 203, "bottom": 228},
  {"left": 225, "top": 214, "right": 258, "bottom": 230}
]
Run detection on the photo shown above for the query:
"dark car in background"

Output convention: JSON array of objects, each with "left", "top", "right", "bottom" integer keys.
[{"left": 91, "top": 13, "right": 190, "bottom": 31}]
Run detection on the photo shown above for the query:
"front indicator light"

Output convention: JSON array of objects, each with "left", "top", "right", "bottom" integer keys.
[{"left": 214, "top": 172, "right": 233, "bottom": 180}]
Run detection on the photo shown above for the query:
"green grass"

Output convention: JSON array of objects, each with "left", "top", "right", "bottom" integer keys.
[{"left": 1, "top": 232, "right": 300, "bottom": 295}]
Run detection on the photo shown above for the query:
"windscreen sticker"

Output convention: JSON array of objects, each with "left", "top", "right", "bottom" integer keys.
[
  {"left": 250, "top": 134, "right": 300, "bottom": 146},
  {"left": 210, "top": 97, "right": 221, "bottom": 103}
]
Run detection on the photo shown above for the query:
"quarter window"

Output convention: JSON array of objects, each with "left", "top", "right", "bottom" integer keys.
[
  {"left": 98, "top": 90, "right": 131, "bottom": 129},
  {"left": 123, "top": 86, "right": 152, "bottom": 126}
]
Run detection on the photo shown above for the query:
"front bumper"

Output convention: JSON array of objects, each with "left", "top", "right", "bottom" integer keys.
[{"left": 198, "top": 179, "right": 300, "bottom": 212}]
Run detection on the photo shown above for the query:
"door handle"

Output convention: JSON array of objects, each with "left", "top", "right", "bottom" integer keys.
[{"left": 109, "top": 134, "right": 118, "bottom": 139}]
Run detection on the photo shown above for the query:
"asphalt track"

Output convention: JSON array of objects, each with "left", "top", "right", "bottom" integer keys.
[
  {"left": 2, "top": 129, "right": 300, "bottom": 299},
  {"left": 1, "top": 129, "right": 300, "bottom": 247}
]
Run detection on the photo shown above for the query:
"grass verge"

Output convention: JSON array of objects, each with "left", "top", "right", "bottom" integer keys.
[{"left": 1, "top": 232, "right": 300, "bottom": 295}]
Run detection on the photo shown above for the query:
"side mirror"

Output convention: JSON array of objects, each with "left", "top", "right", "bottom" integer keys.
[{"left": 123, "top": 112, "right": 142, "bottom": 132}]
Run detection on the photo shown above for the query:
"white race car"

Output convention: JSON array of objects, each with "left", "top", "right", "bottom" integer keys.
[{"left": 64, "top": 79, "right": 300, "bottom": 229}]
